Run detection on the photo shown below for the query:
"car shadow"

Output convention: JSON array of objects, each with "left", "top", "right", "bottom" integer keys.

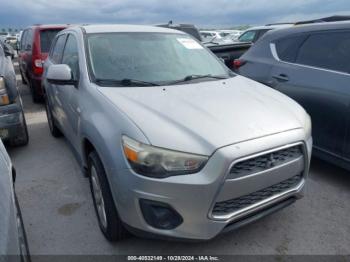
[{"left": 308, "top": 157, "right": 350, "bottom": 188}]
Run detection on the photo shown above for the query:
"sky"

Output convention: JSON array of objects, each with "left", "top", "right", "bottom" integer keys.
[{"left": 0, "top": 0, "right": 349, "bottom": 29}]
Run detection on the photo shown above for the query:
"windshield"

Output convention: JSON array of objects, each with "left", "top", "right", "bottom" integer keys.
[{"left": 87, "top": 32, "right": 232, "bottom": 86}]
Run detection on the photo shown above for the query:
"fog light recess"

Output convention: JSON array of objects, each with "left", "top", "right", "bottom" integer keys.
[{"left": 140, "top": 199, "right": 183, "bottom": 230}]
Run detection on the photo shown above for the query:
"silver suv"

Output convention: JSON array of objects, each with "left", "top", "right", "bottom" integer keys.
[{"left": 43, "top": 24, "right": 312, "bottom": 241}]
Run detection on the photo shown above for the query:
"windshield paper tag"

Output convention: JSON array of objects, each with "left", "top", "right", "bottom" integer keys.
[{"left": 177, "top": 38, "right": 203, "bottom": 49}]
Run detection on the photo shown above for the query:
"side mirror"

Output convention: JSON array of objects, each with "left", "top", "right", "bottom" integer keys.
[{"left": 47, "top": 64, "right": 77, "bottom": 86}]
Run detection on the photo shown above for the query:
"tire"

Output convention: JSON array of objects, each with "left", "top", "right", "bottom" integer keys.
[
  {"left": 44, "top": 98, "right": 62, "bottom": 138},
  {"left": 10, "top": 111, "right": 29, "bottom": 147},
  {"left": 88, "top": 151, "right": 129, "bottom": 241},
  {"left": 20, "top": 70, "right": 27, "bottom": 85},
  {"left": 15, "top": 195, "right": 31, "bottom": 262},
  {"left": 29, "top": 81, "right": 42, "bottom": 103}
]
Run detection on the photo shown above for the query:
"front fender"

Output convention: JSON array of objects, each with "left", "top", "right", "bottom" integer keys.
[{"left": 79, "top": 90, "right": 150, "bottom": 174}]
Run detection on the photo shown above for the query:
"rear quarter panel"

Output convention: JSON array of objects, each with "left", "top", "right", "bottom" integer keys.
[{"left": 238, "top": 36, "right": 276, "bottom": 85}]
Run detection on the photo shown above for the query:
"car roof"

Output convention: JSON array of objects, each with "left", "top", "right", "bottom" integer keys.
[
  {"left": 244, "top": 24, "right": 293, "bottom": 31},
  {"left": 262, "top": 21, "right": 350, "bottom": 40},
  {"left": 81, "top": 24, "right": 186, "bottom": 34},
  {"left": 200, "top": 30, "right": 219, "bottom": 33},
  {"left": 218, "top": 30, "right": 242, "bottom": 32},
  {"left": 27, "top": 24, "right": 69, "bottom": 30}
]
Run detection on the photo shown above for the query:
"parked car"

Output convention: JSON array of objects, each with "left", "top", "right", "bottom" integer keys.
[
  {"left": 17, "top": 31, "right": 23, "bottom": 50},
  {"left": 0, "top": 44, "right": 28, "bottom": 146},
  {"left": 5, "top": 36, "right": 18, "bottom": 50},
  {"left": 236, "top": 21, "right": 350, "bottom": 170},
  {"left": 0, "top": 139, "right": 30, "bottom": 260},
  {"left": 205, "top": 41, "right": 252, "bottom": 70},
  {"left": 237, "top": 24, "right": 293, "bottom": 43},
  {"left": 43, "top": 24, "right": 312, "bottom": 242},
  {"left": 18, "top": 24, "right": 68, "bottom": 102},
  {"left": 200, "top": 31, "right": 218, "bottom": 42},
  {"left": 218, "top": 31, "right": 242, "bottom": 43},
  {"left": 218, "top": 30, "right": 242, "bottom": 39},
  {"left": 200, "top": 30, "right": 231, "bottom": 43},
  {"left": 157, "top": 22, "right": 202, "bottom": 41},
  {"left": 0, "top": 38, "right": 15, "bottom": 59},
  {"left": 295, "top": 15, "right": 350, "bottom": 25}
]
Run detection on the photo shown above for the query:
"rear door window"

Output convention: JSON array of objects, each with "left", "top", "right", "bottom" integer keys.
[
  {"left": 40, "top": 29, "right": 63, "bottom": 53},
  {"left": 275, "top": 35, "right": 308, "bottom": 63},
  {"left": 50, "top": 34, "right": 67, "bottom": 64},
  {"left": 20, "top": 30, "right": 27, "bottom": 51},
  {"left": 296, "top": 31, "right": 350, "bottom": 74},
  {"left": 25, "top": 29, "right": 33, "bottom": 51},
  {"left": 21, "top": 29, "right": 32, "bottom": 51}
]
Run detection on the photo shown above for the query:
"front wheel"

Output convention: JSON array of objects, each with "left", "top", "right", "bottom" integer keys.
[
  {"left": 88, "top": 151, "right": 129, "bottom": 242},
  {"left": 29, "top": 81, "right": 42, "bottom": 103},
  {"left": 20, "top": 70, "right": 27, "bottom": 85},
  {"left": 45, "top": 98, "right": 62, "bottom": 138},
  {"left": 10, "top": 111, "right": 29, "bottom": 147},
  {"left": 15, "top": 195, "right": 31, "bottom": 262}
]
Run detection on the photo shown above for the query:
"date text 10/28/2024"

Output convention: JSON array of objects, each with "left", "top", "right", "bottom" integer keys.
[{"left": 127, "top": 256, "right": 220, "bottom": 261}]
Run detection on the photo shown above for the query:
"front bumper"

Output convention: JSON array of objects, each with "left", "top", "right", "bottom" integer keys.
[
  {"left": 0, "top": 100, "right": 25, "bottom": 141},
  {"left": 109, "top": 128, "right": 312, "bottom": 240}
]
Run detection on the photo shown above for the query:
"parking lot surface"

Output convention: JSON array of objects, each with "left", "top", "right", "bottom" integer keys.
[{"left": 7, "top": 63, "right": 350, "bottom": 255}]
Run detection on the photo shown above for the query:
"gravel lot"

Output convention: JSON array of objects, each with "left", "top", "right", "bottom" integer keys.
[{"left": 7, "top": 62, "right": 350, "bottom": 255}]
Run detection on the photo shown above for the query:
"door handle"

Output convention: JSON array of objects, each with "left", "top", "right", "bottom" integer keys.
[{"left": 272, "top": 74, "right": 289, "bottom": 82}]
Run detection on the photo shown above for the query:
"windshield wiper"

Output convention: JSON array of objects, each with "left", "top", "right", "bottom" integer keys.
[
  {"left": 95, "top": 78, "right": 160, "bottom": 87},
  {"left": 166, "top": 74, "right": 228, "bottom": 85}
]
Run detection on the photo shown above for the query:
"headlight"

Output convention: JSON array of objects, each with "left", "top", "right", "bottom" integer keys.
[
  {"left": 304, "top": 113, "right": 312, "bottom": 139},
  {"left": 122, "top": 136, "right": 209, "bottom": 178},
  {"left": 0, "top": 77, "right": 9, "bottom": 106}
]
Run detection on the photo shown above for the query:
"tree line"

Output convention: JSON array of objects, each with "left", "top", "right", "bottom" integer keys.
[{"left": 1, "top": 28, "right": 23, "bottom": 34}]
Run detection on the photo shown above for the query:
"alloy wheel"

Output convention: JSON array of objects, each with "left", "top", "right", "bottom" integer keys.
[{"left": 91, "top": 166, "right": 108, "bottom": 229}]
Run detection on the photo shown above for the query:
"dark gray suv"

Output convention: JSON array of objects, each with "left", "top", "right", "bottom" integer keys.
[
  {"left": 237, "top": 21, "right": 350, "bottom": 170},
  {"left": 0, "top": 44, "right": 29, "bottom": 146}
]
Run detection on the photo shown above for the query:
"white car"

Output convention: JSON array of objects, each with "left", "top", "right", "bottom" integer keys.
[
  {"left": 218, "top": 30, "right": 242, "bottom": 39},
  {"left": 200, "top": 30, "right": 224, "bottom": 42}
]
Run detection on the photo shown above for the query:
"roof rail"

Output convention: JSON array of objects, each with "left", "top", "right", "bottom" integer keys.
[
  {"left": 295, "top": 15, "right": 350, "bottom": 25},
  {"left": 265, "top": 22, "right": 295, "bottom": 26}
]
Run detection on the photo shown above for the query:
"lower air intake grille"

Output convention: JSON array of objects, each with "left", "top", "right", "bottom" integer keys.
[{"left": 212, "top": 174, "right": 303, "bottom": 216}]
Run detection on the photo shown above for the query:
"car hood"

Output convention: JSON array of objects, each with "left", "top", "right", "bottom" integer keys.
[{"left": 97, "top": 76, "right": 306, "bottom": 155}]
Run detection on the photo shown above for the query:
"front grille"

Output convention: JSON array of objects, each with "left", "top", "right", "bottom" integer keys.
[
  {"left": 212, "top": 174, "right": 303, "bottom": 216},
  {"left": 228, "top": 145, "right": 303, "bottom": 179}
]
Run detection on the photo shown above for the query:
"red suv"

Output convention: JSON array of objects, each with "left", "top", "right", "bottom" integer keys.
[{"left": 19, "top": 24, "right": 68, "bottom": 102}]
